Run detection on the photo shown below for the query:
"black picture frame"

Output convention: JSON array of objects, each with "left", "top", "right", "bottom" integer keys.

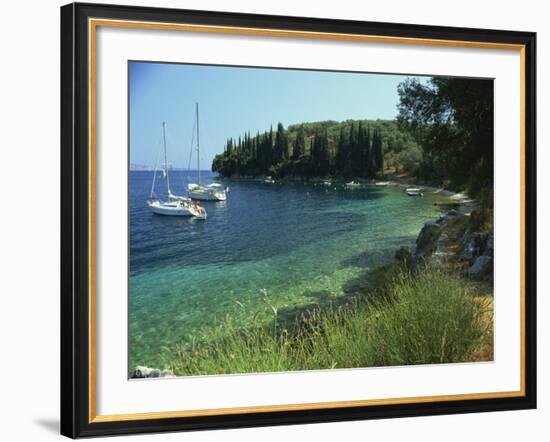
[{"left": 61, "top": 2, "right": 537, "bottom": 438}]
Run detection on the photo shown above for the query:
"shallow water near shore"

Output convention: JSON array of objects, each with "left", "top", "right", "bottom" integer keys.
[{"left": 129, "top": 171, "right": 445, "bottom": 370}]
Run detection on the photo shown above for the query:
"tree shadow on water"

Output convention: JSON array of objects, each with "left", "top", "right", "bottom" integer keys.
[
  {"left": 340, "top": 235, "right": 416, "bottom": 269},
  {"left": 302, "top": 289, "right": 332, "bottom": 303},
  {"left": 341, "top": 188, "right": 388, "bottom": 202},
  {"left": 275, "top": 288, "right": 364, "bottom": 329}
]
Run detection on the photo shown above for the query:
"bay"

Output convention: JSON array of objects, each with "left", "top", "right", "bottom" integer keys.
[{"left": 129, "top": 170, "right": 443, "bottom": 369}]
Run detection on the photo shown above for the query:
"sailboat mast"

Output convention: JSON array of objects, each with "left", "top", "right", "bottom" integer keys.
[
  {"left": 162, "top": 121, "right": 171, "bottom": 195},
  {"left": 196, "top": 102, "right": 201, "bottom": 184}
]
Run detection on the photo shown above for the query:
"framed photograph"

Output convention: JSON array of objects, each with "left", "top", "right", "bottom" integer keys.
[{"left": 60, "top": 2, "right": 536, "bottom": 438}]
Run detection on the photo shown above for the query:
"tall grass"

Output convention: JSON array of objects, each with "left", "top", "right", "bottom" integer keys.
[{"left": 173, "top": 269, "right": 492, "bottom": 376}]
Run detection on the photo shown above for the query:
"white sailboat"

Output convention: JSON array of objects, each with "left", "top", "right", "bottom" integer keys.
[
  {"left": 147, "top": 122, "right": 207, "bottom": 219},
  {"left": 187, "top": 103, "right": 227, "bottom": 201}
]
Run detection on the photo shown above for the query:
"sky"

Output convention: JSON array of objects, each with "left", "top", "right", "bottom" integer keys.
[{"left": 129, "top": 62, "right": 426, "bottom": 169}]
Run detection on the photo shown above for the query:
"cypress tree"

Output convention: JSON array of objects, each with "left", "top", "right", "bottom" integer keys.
[
  {"left": 335, "top": 125, "right": 348, "bottom": 176},
  {"left": 309, "top": 135, "right": 319, "bottom": 176},
  {"left": 268, "top": 125, "right": 274, "bottom": 168},
  {"left": 372, "top": 128, "right": 384, "bottom": 175},
  {"left": 274, "top": 122, "right": 288, "bottom": 163},
  {"left": 360, "top": 125, "right": 370, "bottom": 178},
  {"left": 293, "top": 124, "right": 306, "bottom": 160},
  {"left": 350, "top": 122, "right": 363, "bottom": 177},
  {"left": 319, "top": 128, "right": 330, "bottom": 176}
]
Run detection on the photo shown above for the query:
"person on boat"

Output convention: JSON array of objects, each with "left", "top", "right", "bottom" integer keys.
[{"left": 196, "top": 200, "right": 206, "bottom": 215}]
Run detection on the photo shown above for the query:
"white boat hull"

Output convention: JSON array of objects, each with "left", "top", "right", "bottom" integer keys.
[
  {"left": 188, "top": 184, "right": 227, "bottom": 201},
  {"left": 345, "top": 181, "right": 361, "bottom": 188},
  {"left": 147, "top": 200, "right": 206, "bottom": 218}
]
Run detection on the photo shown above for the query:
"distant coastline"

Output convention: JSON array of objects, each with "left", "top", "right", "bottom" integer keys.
[{"left": 130, "top": 165, "right": 213, "bottom": 172}]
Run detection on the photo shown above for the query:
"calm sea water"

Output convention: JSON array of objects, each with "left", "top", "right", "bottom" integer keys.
[{"left": 129, "top": 171, "right": 443, "bottom": 369}]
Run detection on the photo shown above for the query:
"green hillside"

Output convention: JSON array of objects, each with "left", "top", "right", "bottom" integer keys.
[
  {"left": 212, "top": 76, "right": 494, "bottom": 199},
  {"left": 212, "top": 119, "right": 421, "bottom": 179}
]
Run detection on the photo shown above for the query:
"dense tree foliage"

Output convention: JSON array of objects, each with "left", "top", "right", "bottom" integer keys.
[
  {"left": 212, "top": 119, "right": 420, "bottom": 179},
  {"left": 211, "top": 76, "right": 493, "bottom": 195},
  {"left": 397, "top": 77, "right": 494, "bottom": 196}
]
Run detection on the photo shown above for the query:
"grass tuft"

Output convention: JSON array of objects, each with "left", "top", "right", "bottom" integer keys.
[{"left": 172, "top": 268, "right": 492, "bottom": 376}]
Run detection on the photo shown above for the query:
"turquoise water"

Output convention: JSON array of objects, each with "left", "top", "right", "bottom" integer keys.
[{"left": 129, "top": 171, "right": 443, "bottom": 369}]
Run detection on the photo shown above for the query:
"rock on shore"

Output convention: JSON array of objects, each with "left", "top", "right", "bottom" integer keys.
[
  {"left": 400, "top": 208, "right": 493, "bottom": 280},
  {"left": 132, "top": 366, "right": 175, "bottom": 379}
]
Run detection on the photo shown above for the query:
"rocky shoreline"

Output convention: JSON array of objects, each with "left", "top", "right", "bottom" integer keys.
[{"left": 396, "top": 207, "right": 493, "bottom": 280}]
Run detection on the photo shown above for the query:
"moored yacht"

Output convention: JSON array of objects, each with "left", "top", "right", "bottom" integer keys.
[
  {"left": 187, "top": 103, "right": 227, "bottom": 202},
  {"left": 147, "top": 122, "right": 207, "bottom": 219},
  {"left": 147, "top": 198, "right": 206, "bottom": 218},
  {"left": 188, "top": 182, "right": 227, "bottom": 201}
]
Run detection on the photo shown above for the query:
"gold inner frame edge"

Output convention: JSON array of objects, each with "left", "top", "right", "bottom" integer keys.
[{"left": 87, "top": 17, "right": 527, "bottom": 424}]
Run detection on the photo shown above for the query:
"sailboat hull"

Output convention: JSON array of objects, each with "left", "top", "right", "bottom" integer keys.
[
  {"left": 188, "top": 190, "right": 226, "bottom": 201},
  {"left": 147, "top": 200, "right": 196, "bottom": 217},
  {"left": 188, "top": 184, "right": 227, "bottom": 201}
]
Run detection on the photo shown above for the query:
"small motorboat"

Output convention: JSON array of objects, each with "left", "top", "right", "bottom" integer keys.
[
  {"left": 264, "top": 176, "right": 275, "bottom": 184},
  {"left": 322, "top": 180, "right": 332, "bottom": 186},
  {"left": 406, "top": 187, "right": 423, "bottom": 197},
  {"left": 375, "top": 181, "right": 390, "bottom": 187},
  {"left": 345, "top": 181, "right": 361, "bottom": 188}
]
